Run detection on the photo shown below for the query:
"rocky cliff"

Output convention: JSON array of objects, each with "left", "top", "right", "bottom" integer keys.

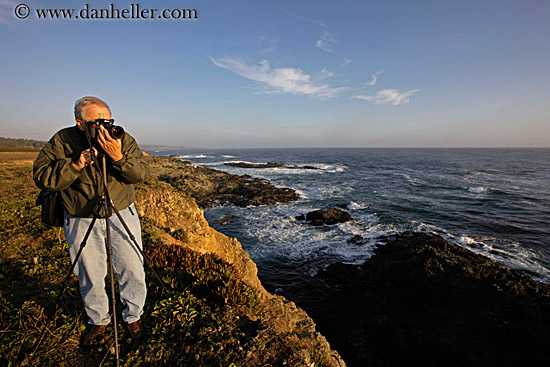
[{"left": 135, "top": 179, "right": 345, "bottom": 366}]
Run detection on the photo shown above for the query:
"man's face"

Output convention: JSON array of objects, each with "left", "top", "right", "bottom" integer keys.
[{"left": 76, "top": 104, "right": 112, "bottom": 131}]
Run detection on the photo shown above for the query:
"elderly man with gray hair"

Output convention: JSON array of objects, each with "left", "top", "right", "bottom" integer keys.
[{"left": 33, "top": 96, "right": 150, "bottom": 346}]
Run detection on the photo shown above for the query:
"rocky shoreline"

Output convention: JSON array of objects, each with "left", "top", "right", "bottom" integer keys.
[
  {"left": 300, "top": 232, "right": 550, "bottom": 367},
  {"left": 149, "top": 156, "right": 299, "bottom": 207}
]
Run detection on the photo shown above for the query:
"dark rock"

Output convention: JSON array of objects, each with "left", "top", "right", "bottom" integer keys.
[
  {"left": 149, "top": 156, "right": 299, "bottom": 208},
  {"left": 296, "top": 208, "right": 353, "bottom": 226},
  {"left": 224, "top": 161, "right": 320, "bottom": 170},
  {"left": 303, "top": 232, "right": 550, "bottom": 367},
  {"left": 218, "top": 215, "right": 236, "bottom": 226},
  {"left": 348, "top": 235, "right": 365, "bottom": 245},
  {"left": 225, "top": 162, "right": 284, "bottom": 169}
]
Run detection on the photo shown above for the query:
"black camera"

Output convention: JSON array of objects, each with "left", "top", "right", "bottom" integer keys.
[{"left": 85, "top": 119, "right": 125, "bottom": 140}]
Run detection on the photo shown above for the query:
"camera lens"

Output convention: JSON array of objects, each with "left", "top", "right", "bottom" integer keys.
[{"left": 109, "top": 125, "right": 125, "bottom": 139}]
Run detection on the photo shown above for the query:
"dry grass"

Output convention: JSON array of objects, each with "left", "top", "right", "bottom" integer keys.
[{"left": 0, "top": 151, "right": 38, "bottom": 165}]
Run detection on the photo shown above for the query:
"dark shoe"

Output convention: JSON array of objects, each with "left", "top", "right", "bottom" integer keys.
[
  {"left": 80, "top": 324, "right": 107, "bottom": 346},
  {"left": 127, "top": 319, "right": 144, "bottom": 340}
]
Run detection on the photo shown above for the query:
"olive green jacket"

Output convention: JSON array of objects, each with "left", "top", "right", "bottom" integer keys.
[{"left": 33, "top": 126, "right": 150, "bottom": 217}]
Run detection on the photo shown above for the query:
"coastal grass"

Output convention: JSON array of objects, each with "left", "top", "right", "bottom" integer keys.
[{"left": 0, "top": 152, "right": 315, "bottom": 367}]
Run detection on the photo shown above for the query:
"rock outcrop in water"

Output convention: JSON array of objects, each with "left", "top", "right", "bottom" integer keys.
[
  {"left": 149, "top": 156, "right": 299, "bottom": 207},
  {"left": 306, "top": 232, "right": 550, "bottom": 367},
  {"left": 224, "top": 161, "right": 319, "bottom": 170},
  {"left": 225, "top": 162, "right": 284, "bottom": 169},
  {"left": 296, "top": 208, "right": 353, "bottom": 226}
]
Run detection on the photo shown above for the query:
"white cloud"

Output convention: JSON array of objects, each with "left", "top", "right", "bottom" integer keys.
[
  {"left": 353, "top": 89, "right": 420, "bottom": 105},
  {"left": 211, "top": 57, "right": 347, "bottom": 99},
  {"left": 342, "top": 58, "right": 353, "bottom": 67},
  {"left": 365, "top": 70, "right": 384, "bottom": 86}
]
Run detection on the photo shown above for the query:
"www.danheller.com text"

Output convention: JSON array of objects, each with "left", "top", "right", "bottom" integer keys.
[{"left": 15, "top": 3, "right": 199, "bottom": 20}]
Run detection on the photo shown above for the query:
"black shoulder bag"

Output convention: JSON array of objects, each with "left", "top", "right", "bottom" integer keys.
[{"left": 36, "top": 190, "right": 64, "bottom": 227}]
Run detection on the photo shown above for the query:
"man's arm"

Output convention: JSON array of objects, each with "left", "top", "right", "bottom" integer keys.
[{"left": 33, "top": 134, "right": 83, "bottom": 191}]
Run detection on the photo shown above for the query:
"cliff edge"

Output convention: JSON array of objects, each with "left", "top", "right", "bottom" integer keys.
[{"left": 135, "top": 179, "right": 345, "bottom": 367}]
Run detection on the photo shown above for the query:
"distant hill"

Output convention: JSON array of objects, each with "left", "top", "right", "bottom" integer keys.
[
  {"left": 0, "top": 137, "right": 197, "bottom": 153},
  {"left": 0, "top": 137, "right": 46, "bottom": 151}
]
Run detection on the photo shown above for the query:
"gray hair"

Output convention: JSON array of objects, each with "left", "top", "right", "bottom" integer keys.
[{"left": 74, "top": 96, "right": 111, "bottom": 121}]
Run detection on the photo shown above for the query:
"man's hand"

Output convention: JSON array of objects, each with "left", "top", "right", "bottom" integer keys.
[
  {"left": 97, "top": 126, "right": 123, "bottom": 162},
  {"left": 73, "top": 148, "right": 94, "bottom": 170}
]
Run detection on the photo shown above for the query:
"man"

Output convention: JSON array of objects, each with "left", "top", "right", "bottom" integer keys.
[{"left": 33, "top": 96, "right": 150, "bottom": 346}]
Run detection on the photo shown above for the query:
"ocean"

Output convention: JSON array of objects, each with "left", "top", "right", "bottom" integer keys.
[{"left": 151, "top": 148, "right": 550, "bottom": 291}]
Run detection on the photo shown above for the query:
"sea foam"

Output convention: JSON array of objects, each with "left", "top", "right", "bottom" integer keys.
[{"left": 468, "top": 187, "right": 488, "bottom": 194}]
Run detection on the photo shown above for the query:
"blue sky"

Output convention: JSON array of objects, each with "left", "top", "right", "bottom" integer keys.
[{"left": 1, "top": 0, "right": 549, "bottom": 148}]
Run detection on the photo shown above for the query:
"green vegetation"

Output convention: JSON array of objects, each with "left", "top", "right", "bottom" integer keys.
[{"left": 0, "top": 153, "right": 322, "bottom": 367}]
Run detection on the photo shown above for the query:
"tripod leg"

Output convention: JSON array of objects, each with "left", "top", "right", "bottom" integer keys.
[{"left": 104, "top": 208, "right": 120, "bottom": 365}]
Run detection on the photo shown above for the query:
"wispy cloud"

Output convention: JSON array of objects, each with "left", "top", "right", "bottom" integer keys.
[
  {"left": 365, "top": 70, "right": 384, "bottom": 86},
  {"left": 318, "top": 67, "right": 334, "bottom": 80},
  {"left": 316, "top": 27, "right": 338, "bottom": 52},
  {"left": 353, "top": 89, "right": 420, "bottom": 105},
  {"left": 211, "top": 57, "right": 347, "bottom": 99},
  {"left": 283, "top": 10, "right": 338, "bottom": 52},
  {"left": 257, "top": 37, "right": 279, "bottom": 54},
  {"left": 342, "top": 58, "right": 353, "bottom": 67}
]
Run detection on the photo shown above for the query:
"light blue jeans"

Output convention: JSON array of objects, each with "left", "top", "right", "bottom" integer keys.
[{"left": 64, "top": 203, "right": 146, "bottom": 325}]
